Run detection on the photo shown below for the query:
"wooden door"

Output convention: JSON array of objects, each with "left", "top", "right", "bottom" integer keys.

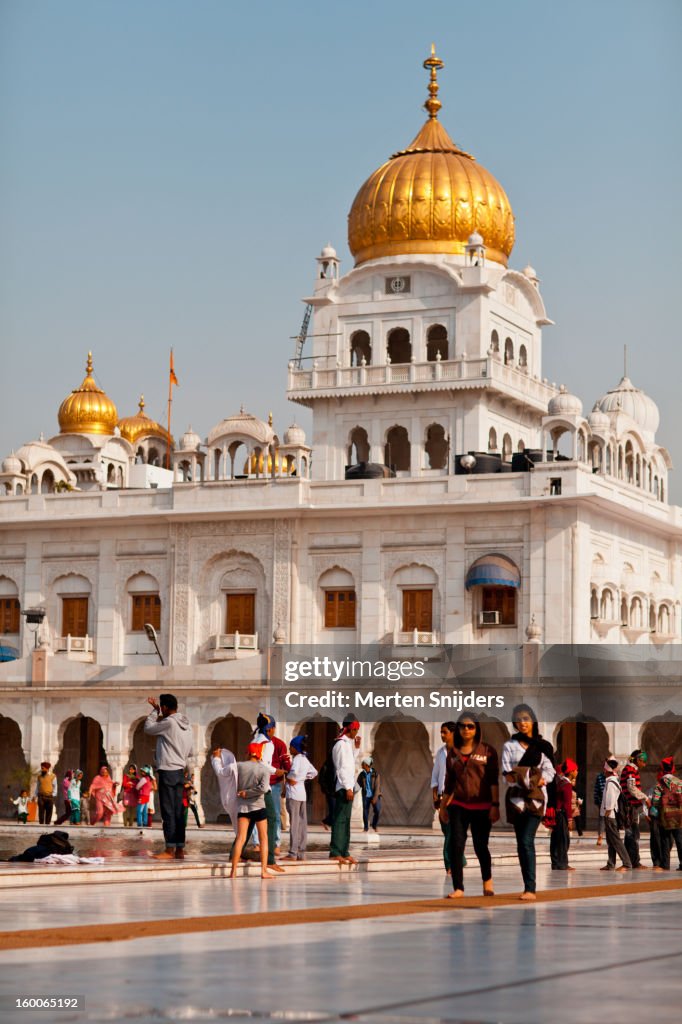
[
  {"left": 62, "top": 597, "right": 88, "bottom": 637},
  {"left": 402, "top": 589, "right": 432, "bottom": 631},
  {"left": 226, "top": 593, "right": 255, "bottom": 634}
]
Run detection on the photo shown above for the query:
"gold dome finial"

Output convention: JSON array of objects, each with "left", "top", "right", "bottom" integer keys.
[
  {"left": 58, "top": 351, "right": 119, "bottom": 435},
  {"left": 423, "top": 43, "right": 444, "bottom": 120},
  {"left": 138, "top": 394, "right": 145, "bottom": 413},
  {"left": 268, "top": 410, "right": 273, "bottom": 427}
]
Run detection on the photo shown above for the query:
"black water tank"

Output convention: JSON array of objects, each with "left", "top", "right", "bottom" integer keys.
[
  {"left": 454, "top": 452, "right": 502, "bottom": 475},
  {"left": 345, "top": 462, "right": 396, "bottom": 480}
]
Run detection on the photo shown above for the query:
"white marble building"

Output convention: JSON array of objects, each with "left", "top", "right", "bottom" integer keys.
[{"left": 1, "top": 50, "right": 680, "bottom": 825}]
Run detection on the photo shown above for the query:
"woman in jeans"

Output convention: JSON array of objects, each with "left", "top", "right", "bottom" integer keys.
[
  {"left": 439, "top": 714, "right": 499, "bottom": 898},
  {"left": 501, "top": 704, "right": 555, "bottom": 901}
]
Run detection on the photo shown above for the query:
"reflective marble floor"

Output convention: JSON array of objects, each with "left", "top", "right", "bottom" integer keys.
[{"left": 0, "top": 865, "right": 680, "bottom": 1024}]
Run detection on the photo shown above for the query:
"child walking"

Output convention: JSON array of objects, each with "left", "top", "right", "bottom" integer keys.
[
  {"left": 68, "top": 770, "right": 83, "bottom": 824},
  {"left": 11, "top": 790, "right": 30, "bottom": 823}
]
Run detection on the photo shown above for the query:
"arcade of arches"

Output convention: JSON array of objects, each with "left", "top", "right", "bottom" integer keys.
[{"left": 2, "top": 711, "right": 681, "bottom": 826}]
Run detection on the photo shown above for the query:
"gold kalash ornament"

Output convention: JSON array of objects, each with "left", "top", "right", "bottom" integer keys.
[{"left": 348, "top": 45, "right": 515, "bottom": 267}]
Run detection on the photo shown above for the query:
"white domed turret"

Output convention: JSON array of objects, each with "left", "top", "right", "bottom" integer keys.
[
  {"left": 284, "top": 423, "right": 306, "bottom": 446},
  {"left": 207, "top": 408, "right": 275, "bottom": 448},
  {"left": 467, "top": 231, "right": 484, "bottom": 247},
  {"left": 320, "top": 244, "right": 337, "bottom": 260},
  {"left": 2, "top": 452, "right": 22, "bottom": 475},
  {"left": 597, "top": 376, "right": 660, "bottom": 436},
  {"left": 588, "top": 403, "right": 610, "bottom": 434},
  {"left": 180, "top": 426, "right": 202, "bottom": 451},
  {"left": 548, "top": 386, "right": 583, "bottom": 417}
]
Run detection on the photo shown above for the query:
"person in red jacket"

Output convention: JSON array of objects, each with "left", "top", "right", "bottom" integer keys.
[{"left": 551, "top": 759, "right": 578, "bottom": 870}]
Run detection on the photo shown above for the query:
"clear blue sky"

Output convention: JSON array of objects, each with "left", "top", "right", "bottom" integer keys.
[{"left": 2, "top": 0, "right": 681, "bottom": 500}]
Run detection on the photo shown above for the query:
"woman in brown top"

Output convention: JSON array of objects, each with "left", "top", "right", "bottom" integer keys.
[{"left": 439, "top": 714, "right": 499, "bottom": 898}]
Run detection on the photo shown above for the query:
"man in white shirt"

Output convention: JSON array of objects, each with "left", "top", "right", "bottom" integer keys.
[
  {"left": 329, "top": 715, "right": 360, "bottom": 864},
  {"left": 431, "top": 721, "right": 456, "bottom": 872}
]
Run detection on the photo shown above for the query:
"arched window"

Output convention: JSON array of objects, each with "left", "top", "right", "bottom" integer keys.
[
  {"left": 107, "top": 464, "right": 115, "bottom": 483},
  {"left": 504, "top": 337, "right": 514, "bottom": 364},
  {"left": 30, "top": 474, "right": 38, "bottom": 494},
  {"left": 490, "top": 329, "right": 499, "bottom": 353},
  {"left": 347, "top": 426, "right": 370, "bottom": 465},
  {"left": 518, "top": 344, "right": 528, "bottom": 368},
  {"left": 319, "top": 568, "right": 356, "bottom": 629},
  {"left": 425, "top": 424, "right": 447, "bottom": 469},
  {"left": 649, "top": 602, "right": 657, "bottom": 632},
  {"left": 466, "top": 554, "right": 520, "bottom": 627},
  {"left": 127, "top": 573, "right": 161, "bottom": 632},
  {"left": 630, "top": 597, "right": 643, "bottom": 629},
  {"left": 600, "top": 588, "right": 614, "bottom": 621},
  {"left": 517, "top": 439, "right": 525, "bottom": 452},
  {"left": 350, "top": 330, "right": 371, "bottom": 366},
  {"left": 658, "top": 605, "right": 671, "bottom": 634},
  {"left": 502, "top": 434, "right": 512, "bottom": 462},
  {"left": 148, "top": 447, "right": 160, "bottom": 467},
  {"left": 40, "top": 469, "right": 55, "bottom": 494},
  {"left": 426, "top": 324, "right": 448, "bottom": 361},
  {"left": 620, "top": 596, "right": 628, "bottom": 625},
  {"left": 590, "top": 588, "right": 599, "bottom": 618},
  {"left": 387, "top": 328, "right": 411, "bottom": 365},
  {"left": 488, "top": 428, "right": 498, "bottom": 452},
  {"left": 57, "top": 574, "right": 92, "bottom": 639},
  {"left": 385, "top": 426, "right": 410, "bottom": 471}
]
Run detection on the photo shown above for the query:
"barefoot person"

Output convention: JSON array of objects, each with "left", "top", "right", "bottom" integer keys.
[
  {"left": 439, "top": 715, "right": 499, "bottom": 898},
  {"left": 230, "top": 742, "right": 278, "bottom": 880},
  {"left": 144, "top": 694, "right": 194, "bottom": 860},
  {"left": 329, "top": 715, "right": 360, "bottom": 865},
  {"left": 501, "top": 704, "right": 555, "bottom": 901}
]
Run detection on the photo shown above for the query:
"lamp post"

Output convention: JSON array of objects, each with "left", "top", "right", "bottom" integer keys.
[{"left": 144, "top": 623, "right": 164, "bottom": 665}]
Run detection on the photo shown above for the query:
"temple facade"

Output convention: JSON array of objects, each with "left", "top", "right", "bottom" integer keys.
[{"left": 1, "top": 50, "right": 680, "bottom": 825}]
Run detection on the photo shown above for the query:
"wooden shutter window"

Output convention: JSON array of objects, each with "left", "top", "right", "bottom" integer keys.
[
  {"left": 226, "top": 593, "right": 255, "bottom": 634},
  {"left": 131, "top": 594, "right": 161, "bottom": 632},
  {"left": 0, "top": 598, "right": 20, "bottom": 634},
  {"left": 402, "top": 589, "right": 433, "bottom": 631},
  {"left": 481, "top": 586, "right": 516, "bottom": 625},
  {"left": 324, "top": 590, "right": 356, "bottom": 628},
  {"left": 62, "top": 597, "right": 89, "bottom": 637}
]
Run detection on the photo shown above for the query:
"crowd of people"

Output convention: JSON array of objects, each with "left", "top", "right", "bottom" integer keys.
[{"left": 10, "top": 696, "right": 682, "bottom": 898}]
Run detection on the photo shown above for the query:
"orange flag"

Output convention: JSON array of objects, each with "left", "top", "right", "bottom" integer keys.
[{"left": 170, "top": 349, "right": 179, "bottom": 387}]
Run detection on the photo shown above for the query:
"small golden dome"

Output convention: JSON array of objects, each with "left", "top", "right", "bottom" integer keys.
[
  {"left": 58, "top": 353, "right": 119, "bottom": 436},
  {"left": 118, "top": 395, "right": 172, "bottom": 445},
  {"left": 348, "top": 47, "right": 515, "bottom": 267},
  {"left": 243, "top": 449, "right": 295, "bottom": 476}
]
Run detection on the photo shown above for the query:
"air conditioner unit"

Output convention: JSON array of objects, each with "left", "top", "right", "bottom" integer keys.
[{"left": 479, "top": 610, "right": 500, "bottom": 626}]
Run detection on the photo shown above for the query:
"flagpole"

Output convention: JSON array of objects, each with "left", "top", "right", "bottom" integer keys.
[{"left": 167, "top": 349, "right": 174, "bottom": 469}]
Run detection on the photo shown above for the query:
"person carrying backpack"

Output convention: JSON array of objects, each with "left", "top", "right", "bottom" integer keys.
[
  {"left": 599, "top": 758, "right": 631, "bottom": 871},
  {"left": 593, "top": 768, "right": 607, "bottom": 846},
  {"left": 650, "top": 758, "right": 682, "bottom": 871},
  {"left": 620, "top": 749, "right": 651, "bottom": 869}
]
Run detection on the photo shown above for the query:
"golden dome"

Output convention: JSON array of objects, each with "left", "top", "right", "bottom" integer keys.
[
  {"left": 118, "top": 396, "right": 172, "bottom": 445},
  {"left": 57, "top": 352, "right": 119, "bottom": 436},
  {"left": 348, "top": 47, "right": 515, "bottom": 267},
  {"left": 243, "top": 449, "right": 295, "bottom": 476}
]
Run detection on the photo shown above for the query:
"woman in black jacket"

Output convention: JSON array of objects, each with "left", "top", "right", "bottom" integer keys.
[{"left": 439, "top": 714, "right": 499, "bottom": 898}]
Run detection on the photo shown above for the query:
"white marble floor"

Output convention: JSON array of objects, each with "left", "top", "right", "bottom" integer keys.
[{"left": 0, "top": 868, "right": 681, "bottom": 1024}]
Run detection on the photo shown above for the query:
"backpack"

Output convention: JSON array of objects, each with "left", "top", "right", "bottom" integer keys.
[
  {"left": 318, "top": 748, "right": 337, "bottom": 797},
  {"left": 615, "top": 792, "right": 631, "bottom": 831},
  {"left": 659, "top": 786, "right": 682, "bottom": 830}
]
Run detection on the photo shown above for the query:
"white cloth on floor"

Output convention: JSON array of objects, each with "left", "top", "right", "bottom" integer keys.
[
  {"left": 211, "top": 749, "right": 239, "bottom": 834},
  {"left": 35, "top": 855, "right": 105, "bottom": 865}
]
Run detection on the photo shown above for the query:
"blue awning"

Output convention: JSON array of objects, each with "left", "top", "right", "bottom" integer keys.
[
  {"left": 465, "top": 555, "right": 520, "bottom": 591},
  {"left": 0, "top": 644, "right": 19, "bottom": 663}
]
